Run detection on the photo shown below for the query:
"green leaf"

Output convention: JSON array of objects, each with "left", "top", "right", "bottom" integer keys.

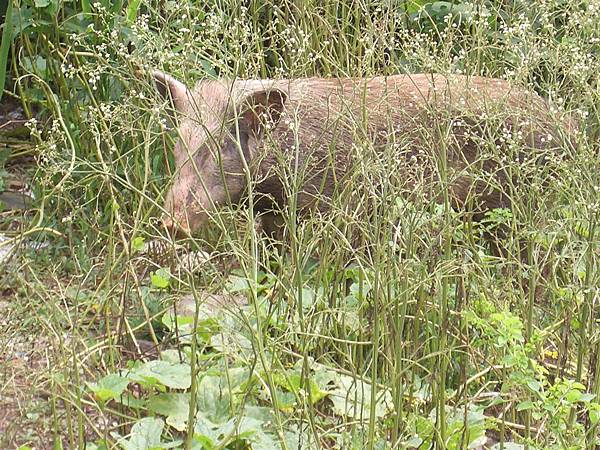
[
  {"left": 491, "top": 443, "right": 525, "bottom": 450},
  {"left": 272, "top": 370, "right": 330, "bottom": 405},
  {"left": 298, "top": 287, "right": 315, "bottom": 310},
  {"left": 189, "top": 59, "right": 217, "bottom": 78},
  {"left": 151, "top": 267, "right": 171, "bottom": 289},
  {"left": 565, "top": 389, "right": 582, "bottom": 403},
  {"left": 114, "top": 393, "right": 146, "bottom": 409},
  {"left": 82, "top": 442, "right": 109, "bottom": 450},
  {"left": 405, "top": 436, "right": 423, "bottom": 447},
  {"left": 526, "top": 379, "right": 541, "bottom": 393},
  {"left": 0, "top": 0, "right": 13, "bottom": 102},
  {"left": 147, "top": 393, "right": 190, "bottom": 431},
  {"left": 162, "top": 307, "right": 222, "bottom": 348},
  {"left": 272, "top": 390, "right": 297, "bottom": 412},
  {"left": 87, "top": 374, "right": 129, "bottom": 402},
  {"left": 225, "top": 275, "right": 252, "bottom": 293},
  {"left": 243, "top": 406, "right": 276, "bottom": 423},
  {"left": 130, "top": 360, "right": 191, "bottom": 390},
  {"left": 329, "top": 374, "right": 393, "bottom": 420},
  {"left": 580, "top": 393, "right": 596, "bottom": 403},
  {"left": 126, "top": 0, "right": 143, "bottom": 24},
  {"left": 119, "top": 417, "right": 163, "bottom": 450},
  {"left": 589, "top": 403, "right": 600, "bottom": 424},
  {"left": 8, "top": 6, "right": 35, "bottom": 41},
  {"left": 251, "top": 431, "right": 280, "bottom": 450},
  {"left": 33, "top": 0, "right": 59, "bottom": 16},
  {"left": 217, "top": 416, "right": 263, "bottom": 442},
  {"left": 132, "top": 236, "right": 145, "bottom": 252},
  {"left": 197, "top": 368, "right": 250, "bottom": 423},
  {"left": 193, "top": 415, "right": 220, "bottom": 448},
  {"left": 22, "top": 55, "right": 47, "bottom": 79},
  {"left": 516, "top": 400, "right": 534, "bottom": 411}
]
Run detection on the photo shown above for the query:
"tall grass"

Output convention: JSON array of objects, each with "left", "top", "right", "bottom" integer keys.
[
  {"left": 1, "top": 0, "right": 599, "bottom": 448},
  {"left": 0, "top": 0, "right": 14, "bottom": 102}
]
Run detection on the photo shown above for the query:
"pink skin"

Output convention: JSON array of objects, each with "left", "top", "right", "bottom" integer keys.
[
  {"left": 153, "top": 70, "right": 284, "bottom": 237},
  {"left": 161, "top": 134, "right": 227, "bottom": 237},
  {"left": 154, "top": 71, "right": 224, "bottom": 237}
]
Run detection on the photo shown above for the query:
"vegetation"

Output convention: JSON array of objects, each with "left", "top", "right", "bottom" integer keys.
[{"left": 0, "top": 0, "right": 598, "bottom": 448}]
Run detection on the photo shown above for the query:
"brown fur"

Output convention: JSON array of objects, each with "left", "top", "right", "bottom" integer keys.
[{"left": 155, "top": 73, "right": 577, "bottom": 236}]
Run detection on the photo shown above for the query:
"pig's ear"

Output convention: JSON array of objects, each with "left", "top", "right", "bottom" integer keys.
[
  {"left": 239, "top": 89, "right": 287, "bottom": 136},
  {"left": 152, "top": 70, "right": 190, "bottom": 113}
]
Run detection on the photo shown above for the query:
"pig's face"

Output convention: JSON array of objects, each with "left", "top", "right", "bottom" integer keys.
[{"left": 153, "top": 71, "right": 286, "bottom": 236}]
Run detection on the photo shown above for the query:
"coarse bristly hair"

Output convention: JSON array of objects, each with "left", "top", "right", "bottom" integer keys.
[{"left": 155, "top": 72, "right": 579, "bottom": 237}]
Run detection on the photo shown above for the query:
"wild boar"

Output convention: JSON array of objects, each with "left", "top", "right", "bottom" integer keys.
[{"left": 152, "top": 71, "right": 577, "bottom": 238}]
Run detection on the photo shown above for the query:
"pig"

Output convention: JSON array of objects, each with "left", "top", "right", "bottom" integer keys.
[{"left": 152, "top": 71, "right": 577, "bottom": 238}]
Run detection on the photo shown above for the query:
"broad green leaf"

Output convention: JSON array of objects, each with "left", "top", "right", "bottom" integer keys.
[
  {"left": 22, "top": 55, "right": 47, "bottom": 78},
  {"left": 210, "top": 323, "right": 253, "bottom": 356},
  {"left": 196, "top": 378, "right": 231, "bottom": 423},
  {"left": 162, "top": 309, "right": 220, "bottom": 344},
  {"left": 114, "top": 393, "right": 146, "bottom": 409},
  {"left": 273, "top": 390, "right": 297, "bottom": 412},
  {"left": 193, "top": 415, "right": 220, "bottom": 448},
  {"left": 85, "top": 443, "right": 109, "bottom": 450},
  {"left": 589, "top": 403, "right": 600, "bottom": 424},
  {"left": 160, "top": 349, "right": 186, "bottom": 364},
  {"left": 189, "top": 59, "right": 217, "bottom": 78},
  {"left": 298, "top": 287, "right": 315, "bottom": 310},
  {"left": 414, "top": 415, "right": 434, "bottom": 442},
  {"left": 148, "top": 393, "right": 190, "bottom": 431},
  {"left": 405, "top": 436, "right": 423, "bottom": 447},
  {"left": 251, "top": 431, "right": 280, "bottom": 450},
  {"left": 151, "top": 268, "right": 171, "bottom": 289},
  {"left": 87, "top": 374, "right": 129, "bottom": 402},
  {"left": 161, "top": 311, "right": 195, "bottom": 331},
  {"left": 119, "top": 417, "right": 163, "bottom": 450},
  {"left": 329, "top": 374, "right": 393, "bottom": 420},
  {"left": 243, "top": 406, "right": 275, "bottom": 423},
  {"left": 491, "top": 444, "right": 525, "bottom": 450},
  {"left": 132, "top": 236, "right": 145, "bottom": 252},
  {"left": 516, "top": 400, "right": 534, "bottom": 411},
  {"left": 217, "top": 416, "right": 263, "bottom": 442},
  {"left": 565, "top": 389, "right": 582, "bottom": 403},
  {"left": 526, "top": 379, "right": 541, "bottom": 393},
  {"left": 225, "top": 275, "right": 252, "bottom": 293},
  {"left": 130, "top": 360, "right": 191, "bottom": 389},
  {"left": 272, "top": 370, "right": 330, "bottom": 405},
  {"left": 197, "top": 368, "right": 250, "bottom": 423}
]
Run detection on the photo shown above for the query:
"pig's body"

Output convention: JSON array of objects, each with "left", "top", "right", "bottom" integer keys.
[{"left": 154, "top": 72, "right": 577, "bottom": 236}]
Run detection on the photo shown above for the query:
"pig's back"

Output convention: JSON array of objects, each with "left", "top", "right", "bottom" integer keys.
[{"left": 247, "top": 74, "right": 576, "bottom": 216}]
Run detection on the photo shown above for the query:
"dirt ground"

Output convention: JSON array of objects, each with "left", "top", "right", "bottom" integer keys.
[
  {"left": 0, "top": 288, "right": 55, "bottom": 448},
  {"left": 0, "top": 95, "right": 54, "bottom": 448}
]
